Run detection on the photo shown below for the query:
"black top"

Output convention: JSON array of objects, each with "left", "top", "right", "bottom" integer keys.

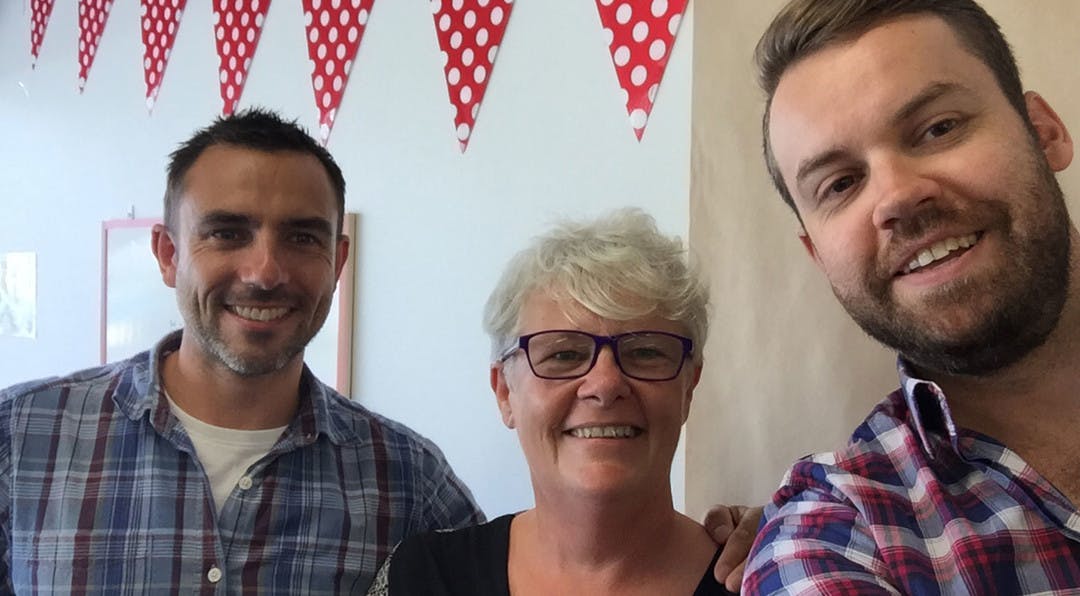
[{"left": 383, "top": 514, "right": 736, "bottom": 595}]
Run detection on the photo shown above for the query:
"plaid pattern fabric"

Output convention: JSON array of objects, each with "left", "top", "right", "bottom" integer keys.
[
  {"left": 744, "top": 360, "right": 1080, "bottom": 595},
  {"left": 0, "top": 332, "right": 484, "bottom": 595}
]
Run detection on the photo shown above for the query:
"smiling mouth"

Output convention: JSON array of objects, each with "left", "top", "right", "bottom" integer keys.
[
  {"left": 901, "top": 233, "right": 981, "bottom": 275},
  {"left": 227, "top": 305, "right": 291, "bottom": 322},
  {"left": 567, "top": 425, "right": 643, "bottom": 439}
]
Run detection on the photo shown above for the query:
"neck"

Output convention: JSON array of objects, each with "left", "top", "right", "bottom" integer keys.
[{"left": 161, "top": 333, "right": 303, "bottom": 429}]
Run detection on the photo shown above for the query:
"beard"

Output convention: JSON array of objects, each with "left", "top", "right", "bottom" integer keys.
[
  {"left": 833, "top": 155, "right": 1071, "bottom": 376},
  {"left": 180, "top": 286, "right": 329, "bottom": 377}
]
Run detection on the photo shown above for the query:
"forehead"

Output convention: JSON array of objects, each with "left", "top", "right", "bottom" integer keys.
[
  {"left": 178, "top": 144, "right": 338, "bottom": 224},
  {"left": 517, "top": 291, "right": 684, "bottom": 336},
  {"left": 767, "top": 15, "right": 1007, "bottom": 187}
]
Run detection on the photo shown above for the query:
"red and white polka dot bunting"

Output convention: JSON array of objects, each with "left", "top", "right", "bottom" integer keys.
[
  {"left": 431, "top": 0, "right": 514, "bottom": 152},
  {"left": 141, "top": 0, "right": 188, "bottom": 112},
  {"left": 303, "top": 0, "right": 376, "bottom": 144},
  {"left": 77, "top": 0, "right": 115, "bottom": 92},
  {"left": 30, "top": 0, "right": 56, "bottom": 68},
  {"left": 595, "top": 0, "right": 687, "bottom": 140},
  {"left": 212, "top": 0, "right": 271, "bottom": 115}
]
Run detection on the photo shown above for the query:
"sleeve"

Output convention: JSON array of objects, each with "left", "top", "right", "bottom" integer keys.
[
  {"left": 0, "top": 389, "right": 13, "bottom": 592},
  {"left": 418, "top": 447, "right": 485, "bottom": 531},
  {"left": 742, "top": 463, "right": 902, "bottom": 596}
]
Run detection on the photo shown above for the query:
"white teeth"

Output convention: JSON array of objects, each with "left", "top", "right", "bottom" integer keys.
[
  {"left": 906, "top": 233, "right": 978, "bottom": 273},
  {"left": 569, "top": 426, "right": 640, "bottom": 439},
  {"left": 231, "top": 305, "right": 289, "bottom": 322}
]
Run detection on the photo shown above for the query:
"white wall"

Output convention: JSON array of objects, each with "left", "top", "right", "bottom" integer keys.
[{"left": 0, "top": 1, "right": 692, "bottom": 516}]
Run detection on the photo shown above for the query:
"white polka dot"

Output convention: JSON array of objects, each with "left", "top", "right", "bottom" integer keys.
[
  {"left": 632, "top": 21, "right": 648, "bottom": 42},
  {"left": 599, "top": 0, "right": 613, "bottom": 5},
  {"left": 337, "top": 44, "right": 346, "bottom": 59},
  {"left": 244, "top": 57, "right": 251, "bottom": 70},
  {"left": 238, "top": 42, "right": 247, "bottom": 57},
  {"left": 143, "top": 18, "right": 150, "bottom": 30},
  {"left": 144, "top": 56, "right": 151, "bottom": 68},
  {"left": 668, "top": 13, "right": 681, "bottom": 35},
  {"left": 348, "top": 26, "right": 358, "bottom": 42},
  {"left": 491, "top": 6, "right": 504, "bottom": 25},
  {"left": 462, "top": 48, "right": 474, "bottom": 66},
  {"left": 333, "top": 75, "right": 343, "bottom": 91},
  {"left": 225, "top": 11, "right": 233, "bottom": 25},
  {"left": 476, "top": 28, "right": 489, "bottom": 46},
  {"left": 456, "top": 122, "right": 470, "bottom": 141},
  {"left": 460, "top": 85, "right": 472, "bottom": 103},
  {"left": 255, "top": 12, "right": 264, "bottom": 27},
  {"left": 488, "top": 45, "right": 498, "bottom": 62},
  {"left": 613, "top": 46, "right": 630, "bottom": 66},
  {"left": 253, "top": 0, "right": 260, "bottom": 10},
  {"left": 226, "top": 85, "right": 235, "bottom": 99},
  {"left": 320, "top": 122, "right": 331, "bottom": 138},
  {"left": 648, "top": 83, "right": 659, "bottom": 101},
  {"left": 150, "top": 71, "right": 156, "bottom": 84},
  {"left": 478, "top": 0, "right": 490, "bottom": 5},
  {"left": 318, "top": 44, "right": 327, "bottom": 59},
  {"left": 323, "top": 91, "right": 332, "bottom": 107},
  {"left": 329, "top": 27, "right": 339, "bottom": 42},
  {"left": 651, "top": 0, "right": 668, "bottom": 17},
  {"left": 309, "top": 26, "right": 319, "bottom": 43},
  {"left": 649, "top": 38, "right": 666, "bottom": 60},
  {"left": 359, "top": 9, "right": 368, "bottom": 25},
  {"left": 452, "top": 0, "right": 463, "bottom": 9},
  {"left": 216, "top": 25, "right": 225, "bottom": 40},
  {"left": 616, "top": 4, "right": 632, "bottom": 24},
  {"left": 450, "top": 31, "right": 462, "bottom": 49},
  {"left": 234, "top": 70, "right": 242, "bottom": 84},
  {"left": 223, "top": 41, "right": 231, "bottom": 55},
  {"left": 313, "top": 0, "right": 322, "bottom": 9},
  {"left": 345, "top": 59, "right": 353, "bottom": 72},
  {"left": 631, "top": 65, "right": 647, "bottom": 86},
  {"left": 463, "top": 10, "right": 476, "bottom": 28},
  {"left": 473, "top": 64, "right": 487, "bottom": 83},
  {"left": 332, "top": 0, "right": 342, "bottom": 9},
  {"left": 471, "top": 103, "right": 479, "bottom": 119},
  {"left": 441, "top": 51, "right": 449, "bottom": 66},
  {"left": 326, "top": 60, "right": 336, "bottom": 75},
  {"left": 447, "top": 67, "right": 460, "bottom": 85},
  {"left": 241, "top": 12, "right": 249, "bottom": 26},
  {"left": 630, "top": 108, "right": 648, "bottom": 129},
  {"left": 430, "top": 0, "right": 441, "bottom": 14},
  {"left": 315, "top": 74, "right": 324, "bottom": 90},
  {"left": 231, "top": 27, "right": 239, "bottom": 41},
  {"left": 305, "top": 10, "right": 313, "bottom": 25},
  {"left": 339, "top": 10, "right": 349, "bottom": 26},
  {"left": 246, "top": 28, "right": 255, "bottom": 42},
  {"left": 439, "top": 14, "right": 450, "bottom": 31},
  {"left": 603, "top": 28, "right": 614, "bottom": 47},
  {"left": 320, "top": 10, "right": 330, "bottom": 26}
]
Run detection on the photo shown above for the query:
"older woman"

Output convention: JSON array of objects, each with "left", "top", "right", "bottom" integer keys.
[{"left": 370, "top": 209, "right": 732, "bottom": 595}]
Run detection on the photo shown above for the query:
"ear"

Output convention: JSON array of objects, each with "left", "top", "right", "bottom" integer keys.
[
  {"left": 1025, "top": 91, "right": 1073, "bottom": 172},
  {"left": 151, "top": 223, "right": 179, "bottom": 289},
  {"left": 333, "top": 234, "right": 351, "bottom": 282},
  {"left": 798, "top": 230, "right": 825, "bottom": 271},
  {"left": 680, "top": 364, "right": 703, "bottom": 423},
  {"left": 491, "top": 364, "right": 515, "bottom": 429}
]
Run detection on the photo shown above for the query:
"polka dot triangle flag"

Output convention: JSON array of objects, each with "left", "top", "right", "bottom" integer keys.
[
  {"left": 596, "top": 0, "right": 688, "bottom": 140},
  {"left": 303, "top": 0, "right": 376, "bottom": 144},
  {"left": 141, "top": 0, "right": 188, "bottom": 112},
  {"left": 431, "top": 0, "right": 514, "bottom": 152},
  {"left": 77, "top": 0, "right": 115, "bottom": 92},
  {"left": 212, "top": 0, "right": 271, "bottom": 116},
  {"left": 30, "top": 0, "right": 56, "bottom": 67}
]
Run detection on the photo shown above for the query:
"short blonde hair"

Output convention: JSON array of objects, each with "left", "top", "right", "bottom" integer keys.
[{"left": 483, "top": 208, "right": 709, "bottom": 363}]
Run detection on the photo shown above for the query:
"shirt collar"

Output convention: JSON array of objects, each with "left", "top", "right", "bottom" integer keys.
[
  {"left": 114, "top": 330, "right": 359, "bottom": 447},
  {"left": 897, "top": 357, "right": 964, "bottom": 459}
]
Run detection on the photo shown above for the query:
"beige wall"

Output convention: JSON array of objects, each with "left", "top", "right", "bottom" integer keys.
[{"left": 686, "top": 0, "right": 1080, "bottom": 516}]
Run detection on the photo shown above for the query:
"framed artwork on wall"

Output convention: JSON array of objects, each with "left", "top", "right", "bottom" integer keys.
[{"left": 100, "top": 214, "right": 356, "bottom": 395}]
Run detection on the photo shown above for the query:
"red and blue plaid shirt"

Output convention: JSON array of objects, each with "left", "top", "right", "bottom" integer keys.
[
  {"left": 0, "top": 331, "right": 484, "bottom": 595},
  {"left": 745, "top": 360, "right": 1080, "bottom": 595}
]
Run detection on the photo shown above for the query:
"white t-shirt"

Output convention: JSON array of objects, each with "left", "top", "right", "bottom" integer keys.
[{"left": 167, "top": 395, "right": 287, "bottom": 513}]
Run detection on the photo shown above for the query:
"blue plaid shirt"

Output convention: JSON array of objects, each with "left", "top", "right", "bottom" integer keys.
[{"left": 0, "top": 331, "right": 484, "bottom": 595}]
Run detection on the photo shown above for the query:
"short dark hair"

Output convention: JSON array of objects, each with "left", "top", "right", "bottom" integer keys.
[
  {"left": 755, "top": 0, "right": 1028, "bottom": 216},
  {"left": 163, "top": 107, "right": 346, "bottom": 234}
]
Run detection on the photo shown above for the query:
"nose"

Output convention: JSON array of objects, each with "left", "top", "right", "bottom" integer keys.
[
  {"left": 240, "top": 237, "right": 289, "bottom": 290},
  {"left": 578, "top": 346, "right": 630, "bottom": 405},
  {"left": 869, "top": 153, "right": 941, "bottom": 231}
]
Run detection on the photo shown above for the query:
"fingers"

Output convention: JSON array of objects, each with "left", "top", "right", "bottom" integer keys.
[
  {"left": 703, "top": 504, "right": 742, "bottom": 545},
  {"left": 724, "top": 560, "right": 747, "bottom": 593},
  {"left": 710, "top": 505, "right": 763, "bottom": 587}
]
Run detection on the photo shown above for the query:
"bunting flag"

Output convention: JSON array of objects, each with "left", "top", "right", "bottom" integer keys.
[
  {"left": 141, "top": 0, "right": 188, "bottom": 112},
  {"left": 431, "top": 0, "right": 513, "bottom": 152},
  {"left": 595, "top": 0, "right": 688, "bottom": 140},
  {"left": 30, "top": 0, "right": 56, "bottom": 67},
  {"left": 77, "top": 0, "right": 115, "bottom": 91},
  {"left": 303, "top": 0, "right": 376, "bottom": 144},
  {"left": 212, "top": 0, "right": 271, "bottom": 115}
]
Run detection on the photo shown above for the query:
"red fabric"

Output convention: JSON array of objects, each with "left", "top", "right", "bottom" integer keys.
[
  {"left": 141, "top": 0, "right": 188, "bottom": 112},
  {"left": 212, "top": 0, "right": 272, "bottom": 115},
  {"left": 77, "top": 0, "right": 115, "bottom": 91},
  {"left": 595, "top": 0, "right": 688, "bottom": 140},
  {"left": 303, "top": 0, "right": 376, "bottom": 143},
  {"left": 30, "top": 0, "right": 56, "bottom": 67},
  {"left": 431, "top": 0, "right": 514, "bottom": 152}
]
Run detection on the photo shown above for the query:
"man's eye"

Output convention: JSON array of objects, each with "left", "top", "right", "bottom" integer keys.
[
  {"left": 829, "top": 176, "right": 856, "bottom": 195},
  {"left": 210, "top": 229, "right": 244, "bottom": 241},
  {"left": 292, "top": 233, "right": 318, "bottom": 245},
  {"left": 924, "top": 118, "right": 959, "bottom": 141}
]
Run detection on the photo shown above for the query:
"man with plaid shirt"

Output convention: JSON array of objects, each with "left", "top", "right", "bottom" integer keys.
[{"left": 745, "top": 0, "right": 1080, "bottom": 593}]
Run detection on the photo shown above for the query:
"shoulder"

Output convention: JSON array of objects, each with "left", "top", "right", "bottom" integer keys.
[
  {"left": 319, "top": 387, "right": 453, "bottom": 466},
  {"left": 387, "top": 514, "right": 513, "bottom": 594},
  {"left": 0, "top": 358, "right": 142, "bottom": 417}
]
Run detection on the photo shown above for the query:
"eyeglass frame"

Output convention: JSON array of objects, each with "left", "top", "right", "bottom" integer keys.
[{"left": 498, "top": 329, "right": 694, "bottom": 381}]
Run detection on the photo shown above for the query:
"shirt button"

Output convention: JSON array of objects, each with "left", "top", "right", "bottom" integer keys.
[
  {"left": 207, "top": 566, "right": 223, "bottom": 583},
  {"left": 238, "top": 476, "right": 253, "bottom": 490}
]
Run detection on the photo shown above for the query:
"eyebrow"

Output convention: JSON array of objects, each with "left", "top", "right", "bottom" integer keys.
[
  {"left": 196, "top": 212, "right": 334, "bottom": 238},
  {"left": 793, "top": 81, "right": 973, "bottom": 188},
  {"left": 197, "top": 211, "right": 253, "bottom": 228},
  {"left": 281, "top": 217, "right": 334, "bottom": 238}
]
